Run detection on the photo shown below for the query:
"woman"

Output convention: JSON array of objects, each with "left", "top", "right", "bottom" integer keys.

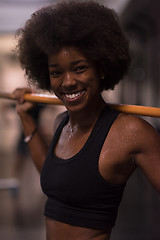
[{"left": 12, "top": 1, "right": 160, "bottom": 239}]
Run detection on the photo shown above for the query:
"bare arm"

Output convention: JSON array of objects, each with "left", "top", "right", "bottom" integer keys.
[
  {"left": 133, "top": 118, "right": 160, "bottom": 193},
  {"left": 114, "top": 114, "right": 160, "bottom": 193},
  {"left": 13, "top": 88, "right": 48, "bottom": 173},
  {"left": 100, "top": 114, "right": 160, "bottom": 193}
]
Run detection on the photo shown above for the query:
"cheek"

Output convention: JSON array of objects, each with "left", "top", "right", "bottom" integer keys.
[
  {"left": 50, "top": 78, "right": 59, "bottom": 87},
  {"left": 49, "top": 78, "right": 54, "bottom": 88},
  {"left": 50, "top": 80, "right": 59, "bottom": 92},
  {"left": 91, "top": 76, "right": 101, "bottom": 89},
  {"left": 88, "top": 69, "right": 101, "bottom": 87},
  {"left": 83, "top": 72, "right": 99, "bottom": 84}
]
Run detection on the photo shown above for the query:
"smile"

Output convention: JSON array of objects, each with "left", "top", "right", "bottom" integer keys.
[{"left": 64, "top": 90, "right": 86, "bottom": 100}]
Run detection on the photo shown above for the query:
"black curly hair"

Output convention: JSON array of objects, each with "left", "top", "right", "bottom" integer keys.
[{"left": 16, "top": 0, "right": 130, "bottom": 91}]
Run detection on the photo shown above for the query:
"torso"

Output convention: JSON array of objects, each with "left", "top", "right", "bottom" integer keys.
[
  {"left": 46, "top": 217, "right": 111, "bottom": 240},
  {"left": 45, "top": 108, "right": 139, "bottom": 240}
]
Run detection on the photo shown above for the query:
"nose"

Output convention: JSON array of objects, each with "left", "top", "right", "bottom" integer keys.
[{"left": 62, "top": 72, "right": 76, "bottom": 88}]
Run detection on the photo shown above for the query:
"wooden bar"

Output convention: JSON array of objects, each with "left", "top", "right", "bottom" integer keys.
[{"left": 0, "top": 92, "right": 160, "bottom": 118}]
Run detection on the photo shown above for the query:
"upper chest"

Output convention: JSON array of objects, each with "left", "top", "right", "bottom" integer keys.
[
  {"left": 54, "top": 112, "right": 134, "bottom": 161},
  {"left": 53, "top": 114, "right": 136, "bottom": 184},
  {"left": 55, "top": 125, "right": 92, "bottom": 159}
]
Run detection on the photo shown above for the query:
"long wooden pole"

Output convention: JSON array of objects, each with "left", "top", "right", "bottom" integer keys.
[
  {"left": 0, "top": 92, "right": 160, "bottom": 118},
  {"left": 0, "top": 92, "right": 62, "bottom": 105}
]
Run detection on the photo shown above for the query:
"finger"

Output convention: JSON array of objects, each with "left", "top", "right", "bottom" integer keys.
[{"left": 13, "top": 88, "right": 33, "bottom": 104}]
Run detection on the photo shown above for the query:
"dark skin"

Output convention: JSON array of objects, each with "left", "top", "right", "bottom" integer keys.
[{"left": 13, "top": 47, "right": 160, "bottom": 240}]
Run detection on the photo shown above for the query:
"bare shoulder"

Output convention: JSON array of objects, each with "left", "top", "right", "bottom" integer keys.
[
  {"left": 115, "top": 113, "right": 158, "bottom": 138},
  {"left": 101, "top": 113, "right": 160, "bottom": 188},
  {"left": 106, "top": 112, "right": 160, "bottom": 158},
  {"left": 53, "top": 111, "right": 68, "bottom": 133},
  {"left": 114, "top": 114, "right": 160, "bottom": 192}
]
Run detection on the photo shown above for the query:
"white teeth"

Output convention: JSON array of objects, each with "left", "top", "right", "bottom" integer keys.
[{"left": 65, "top": 91, "right": 84, "bottom": 99}]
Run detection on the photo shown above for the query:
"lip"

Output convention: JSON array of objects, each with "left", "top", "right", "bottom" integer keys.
[{"left": 62, "top": 89, "right": 86, "bottom": 103}]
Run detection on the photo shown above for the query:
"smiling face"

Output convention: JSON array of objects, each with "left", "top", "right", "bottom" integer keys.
[{"left": 48, "top": 46, "right": 102, "bottom": 112}]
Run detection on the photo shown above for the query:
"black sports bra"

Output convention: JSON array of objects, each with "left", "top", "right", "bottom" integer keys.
[{"left": 41, "top": 105, "right": 125, "bottom": 229}]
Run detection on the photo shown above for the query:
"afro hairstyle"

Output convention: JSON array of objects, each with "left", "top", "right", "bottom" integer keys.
[{"left": 16, "top": 0, "right": 130, "bottom": 91}]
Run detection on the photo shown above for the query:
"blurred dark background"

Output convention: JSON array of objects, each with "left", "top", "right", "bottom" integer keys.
[{"left": 0, "top": 0, "right": 159, "bottom": 239}]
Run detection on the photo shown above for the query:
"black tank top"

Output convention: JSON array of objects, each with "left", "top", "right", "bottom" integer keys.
[{"left": 40, "top": 105, "right": 126, "bottom": 229}]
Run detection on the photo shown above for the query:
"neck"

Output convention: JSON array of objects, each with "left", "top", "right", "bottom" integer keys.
[{"left": 68, "top": 95, "right": 106, "bottom": 130}]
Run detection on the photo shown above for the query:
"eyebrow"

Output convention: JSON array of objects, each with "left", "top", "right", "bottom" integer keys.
[{"left": 48, "top": 59, "right": 88, "bottom": 68}]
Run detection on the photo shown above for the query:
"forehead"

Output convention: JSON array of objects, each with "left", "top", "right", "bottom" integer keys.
[{"left": 48, "top": 46, "right": 87, "bottom": 63}]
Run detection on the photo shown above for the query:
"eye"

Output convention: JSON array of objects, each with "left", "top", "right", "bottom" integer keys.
[
  {"left": 49, "top": 70, "right": 62, "bottom": 78},
  {"left": 74, "top": 65, "right": 89, "bottom": 74}
]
